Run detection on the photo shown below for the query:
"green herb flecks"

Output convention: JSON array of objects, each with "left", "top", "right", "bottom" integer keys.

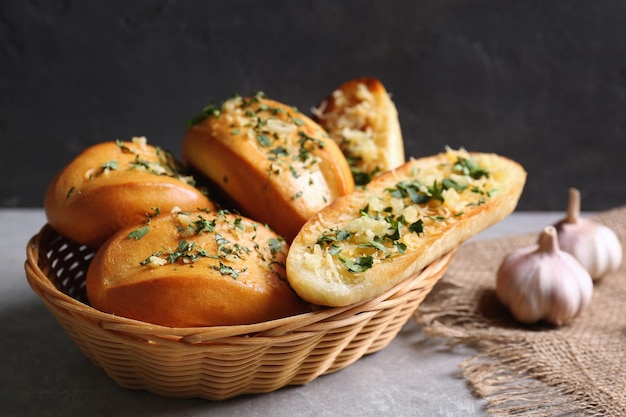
[
  {"left": 101, "top": 159, "right": 118, "bottom": 172},
  {"left": 188, "top": 104, "right": 221, "bottom": 126},
  {"left": 453, "top": 157, "right": 489, "bottom": 180},
  {"left": 127, "top": 225, "right": 150, "bottom": 240},
  {"left": 256, "top": 134, "right": 272, "bottom": 147},
  {"left": 140, "top": 239, "right": 209, "bottom": 266},
  {"left": 296, "top": 131, "right": 325, "bottom": 163},
  {"left": 268, "top": 237, "right": 284, "bottom": 254},
  {"left": 115, "top": 139, "right": 135, "bottom": 154},
  {"left": 127, "top": 209, "right": 160, "bottom": 240},
  {"left": 387, "top": 181, "right": 430, "bottom": 204},
  {"left": 211, "top": 261, "right": 246, "bottom": 279},
  {"left": 338, "top": 255, "right": 373, "bottom": 273}
]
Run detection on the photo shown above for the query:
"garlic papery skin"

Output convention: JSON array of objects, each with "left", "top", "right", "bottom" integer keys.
[
  {"left": 496, "top": 226, "right": 593, "bottom": 326},
  {"left": 554, "top": 188, "right": 623, "bottom": 281}
]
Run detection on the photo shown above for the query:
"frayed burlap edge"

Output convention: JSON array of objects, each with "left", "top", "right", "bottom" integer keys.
[{"left": 415, "top": 207, "right": 626, "bottom": 417}]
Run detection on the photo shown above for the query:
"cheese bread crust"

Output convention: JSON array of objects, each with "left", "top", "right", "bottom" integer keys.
[{"left": 286, "top": 148, "right": 526, "bottom": 306}]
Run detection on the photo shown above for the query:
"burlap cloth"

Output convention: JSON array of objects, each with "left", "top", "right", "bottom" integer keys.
[{"left": 415, "top": 207, "right": 626, "bottom": 416}]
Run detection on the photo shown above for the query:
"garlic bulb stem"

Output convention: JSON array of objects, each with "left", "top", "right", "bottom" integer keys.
[
  {"left": 565, "top": 187, "right": 581, "bottom": 224},
  {"left": 554, "top": 187, "right": 623, "bottom": 280},
  {"left": 538, "top": 226, "right": 560, "bottom": 254}
]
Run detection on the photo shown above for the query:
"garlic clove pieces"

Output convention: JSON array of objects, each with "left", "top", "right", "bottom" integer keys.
[
  {"left": 496, "top": 226, "right": 593, "bottom": 326},
  {"left": 554, "top": 188, "right": 623, "bottom": 281}
]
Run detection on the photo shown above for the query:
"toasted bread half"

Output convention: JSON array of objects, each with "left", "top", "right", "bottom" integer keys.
[
  {"left": 286, "top": 148, "right": 526, "bottom": 306},
  {"left": 313, "top": 78, "right": 405, "bottom": 185}
]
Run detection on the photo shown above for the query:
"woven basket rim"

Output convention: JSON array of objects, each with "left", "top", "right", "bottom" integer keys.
[{"left": 25, "top": 224, "right": 455, "bottom": 342}]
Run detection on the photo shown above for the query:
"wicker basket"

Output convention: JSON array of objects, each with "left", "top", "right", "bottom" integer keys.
[{"left": 24, "top": 224, "right": 454, "bottom": 401}]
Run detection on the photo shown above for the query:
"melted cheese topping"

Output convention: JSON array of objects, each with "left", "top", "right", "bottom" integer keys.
[{"left": 314, "top": 83, "right": 385, "bottom": 178}]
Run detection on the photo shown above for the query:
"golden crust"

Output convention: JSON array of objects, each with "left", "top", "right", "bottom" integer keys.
[
  {"left": 286, "top": 149, "right": 527, "bottom": 307},
  {"left": 181, "top": 94, "right": 355, "bottom": 242},
  {"left": 44, "top": 138, "right": 215, "bottom": 247},
  {"left": 86, "top": 210, "right": 312, "bottom": 327},
  {"left": 313, "top": 77, "right": 405, "bottom": 184}
]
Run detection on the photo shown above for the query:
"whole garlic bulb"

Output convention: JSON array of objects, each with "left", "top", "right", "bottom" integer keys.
[
  {"left": 496, "top": 226, "right": 593, "bottom": 326},
  {"left": 554, "top": 188, "right": 623, "bottom": 281}
]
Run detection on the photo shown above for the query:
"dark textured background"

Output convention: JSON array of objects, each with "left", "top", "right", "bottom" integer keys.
[{"left": 2, "top": 0, "right": 625, "bottom": 210}]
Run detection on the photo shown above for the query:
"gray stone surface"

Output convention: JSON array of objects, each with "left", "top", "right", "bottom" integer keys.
[
  {"left": 1, "top": 1, "right": 626, "bottom": 209},
  {"left": 1, "top": 208, "right": 563, "bottom": 416}
]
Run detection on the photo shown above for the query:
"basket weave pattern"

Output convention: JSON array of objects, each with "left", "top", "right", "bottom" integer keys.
[{"left": 25, "top": 225, "right": 454, "bottom": 400}]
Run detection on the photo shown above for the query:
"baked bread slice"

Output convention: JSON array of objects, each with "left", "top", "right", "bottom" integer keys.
[
  {"left": 286, "top": 148, "right": 527, "bottom": 306},
  {"left": 86, "top": 210, "right": 312, "bottom": 327},
  {"left": 44, "top": 137, "right": 215, "bottom": 247},
  {"left": 182, "top": 92, "right": 355, "bottom": 242},
  {"left": 312, "top": 77, "right": 405, "bottom": 185}
]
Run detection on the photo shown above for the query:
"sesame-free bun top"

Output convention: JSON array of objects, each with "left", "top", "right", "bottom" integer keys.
[
  {"left": 182, "top": 93, "right": 355, "bottom": 242},
  {"left": 86, "top": 210, "right": 312, "bottom": 327},
  {"left": 44, "top": 137, "right": 215, "bottom": 247}
]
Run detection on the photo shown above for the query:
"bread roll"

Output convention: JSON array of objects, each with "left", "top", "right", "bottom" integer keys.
[
  {"left": 286, "top": 148, "right": 527, "bottom": 307},
  {"left": 312, "top": 78, "right": 405, "bottom": 185},
  {"left": 182, "top": 93, "right": 355, "bottom": 241},
  {"left": 44, "top": 137, "right": 215, "bottom": 247},
  {"left": 86, "top": 210, "right": 312, "bottom": 327}
]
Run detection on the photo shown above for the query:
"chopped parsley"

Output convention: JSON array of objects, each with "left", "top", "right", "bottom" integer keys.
[
  {"left": 211, "top": 261, "right": 246, "bottom": 279},
  {"left": 127, "top": 209, "right": 160, "bottom": 240},
  {"left": 187, "top": 104, "right": 221, "bottom": 126},
  {"left": 140, "top": 239, "right": 209, "bottom": 266},
  {"left": 101, "top": 159, "right": 118, "bottom": 171},
  {"left": 338, "top": 255, "right": 373, "bottom": 273},
  {"left": 268, "top": 237, "right": 284, "bottom": 254},
  {"left": 256, "top": 134, "right": 272, "bottom": 147},
  {"left": 453, "top": 157, "right": 489, "bottom": 179},
  {"left": 127, "top": 225, "right": 150, "bottom": 240},
  {"left": 312, "top": 155, "right": 493, "bottom": 274}
]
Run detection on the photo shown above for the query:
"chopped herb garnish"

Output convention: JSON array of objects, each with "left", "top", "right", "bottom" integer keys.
[
  {"left": 359, "top": 240, "right": 387, "bottom": 252},
  {"left": 269, "top": 146, "right": 289, "bottom": 159},
  {"left": 317, "top": 228, "right": 352, "bottom": 245},
  {"left": 408, "top": 220, "right": 424, "bottom": 234},
  {"left": 387, "top": 181, "right": 430, "bottom": 204},
  {"left": 394, "top": 241, "right": 407, "bottom": 254},
  {"left": 338, "top": 255, "right": 373, "bottom": 273},
  {"left": 115, "top": 139, "right": 134, "bottom": 153},
  {"left": 329, "top": 244, "right": 342, "bottom": 255},
  {"left": 256, "top": 134, "right": 271, "bottom": 147},
  {"left": 442, "top": 178, "right": 466, "bottom": 192},
  {"left": 127, "top": 225, "right": 149, "bottom": 240},
  {"left": 188, "top": 104, "right": 220, "bottom": 126},
  {"left": 288, "top": 165, "right": 300, "bottom": 178},
  {"left": 268, "top": 237, "right": 283, "bottom": 254},
  {"left": 192, "top": 215, "right": 216, "bottom": 234},
  {"left": 453, "top": 157, "right": 489, "bottom": 179},
  {"left": 127, "top": 212, "right": 155, "bottom": 240},
  {"left": 211, "top": 261, "right": 245, "bottom": 279},
  {"left": 102, "top": 159, "right": 118, "bottom": 171}
]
